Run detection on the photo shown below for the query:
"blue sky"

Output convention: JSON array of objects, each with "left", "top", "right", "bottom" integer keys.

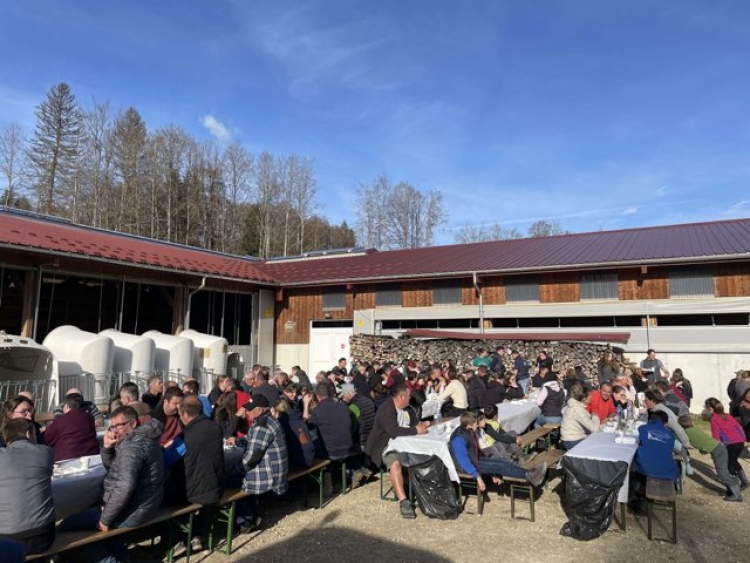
[{"left": 1, "top": 0, "right": 749, "bottom": 244}]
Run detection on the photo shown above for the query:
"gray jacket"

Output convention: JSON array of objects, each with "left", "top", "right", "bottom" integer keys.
[
  {"left": 101, "top": 419, "right": 165, "bottom": 528},
  {"left": 0, "top": 440, "right": 55, "bottom": 535}
]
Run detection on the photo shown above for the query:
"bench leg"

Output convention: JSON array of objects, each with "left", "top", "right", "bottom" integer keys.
[
  {"left": 647, "top": 500, "right": 653, "bottom": 540},
  {"left": 342, "top": 461, "right": 348, "bottom": 495},
  {"left": 529, "top": 486, "right": 535, "bottom": 522},
  {"left": 226, "top": 500, "right": 237, "bottom": 555},
  {"left": 671, "top": 501, "right": 677, "bottom": 544},
  {"left": 510, "top": 484, "right": 516, "bottom": 519},
  {"left": 185, "top": 512, "right": 194, "bottom": 563}
]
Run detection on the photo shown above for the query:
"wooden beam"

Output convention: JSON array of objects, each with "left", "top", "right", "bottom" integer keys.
[
  {"left": 20, "top": 270, "right": 37, "bottom": 338},
  {"left": 172, "top": 286, "right": 186, "bottom": 334}
]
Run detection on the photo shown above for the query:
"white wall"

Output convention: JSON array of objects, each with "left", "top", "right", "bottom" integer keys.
[{"left": 275, "top": 344, "right": 310, "bottom": 373}]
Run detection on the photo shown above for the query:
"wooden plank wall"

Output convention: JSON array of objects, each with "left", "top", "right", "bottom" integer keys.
[
  {"left": 619, "top": 268, "right": 669, "bottom": 300},
  {"left": 715, "top": 263, "right": 750, "bottom": 297}
]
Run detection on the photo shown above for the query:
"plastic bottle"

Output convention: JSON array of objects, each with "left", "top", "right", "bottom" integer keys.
[
  {"left": 616, "top": 405, "right": 623, "bottom": 430},
  {"left": 434, "top": 412, "right": 442, "bottom": 434}
]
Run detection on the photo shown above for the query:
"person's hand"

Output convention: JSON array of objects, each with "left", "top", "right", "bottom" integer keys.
[
  {"left": 491, "top": 476, "right": 503, "bottom": 486},
  {"left": 302, "top": 394, "right": 313, "bottom": 405},
  {"left": 416, "top": 424, "right": 428, "bottom": 435},
  {"left": 236, "top": 407, "right": 246, "bottom": 418},
  {"left": 97, "top": 520, "right": 109, "bottom": 532},
  {"left": 103, "top": 432, "right": 117, "bottom": 448},
  {"left": 421, "top": 421, "right": 431, "bottom": 429},
  {"left": 516, "top": 437, "right": 522, "bottom": 446},
  {"left": 163, "top": 439, "right": 174, "bottom": 449},
  {"left": 225, "top": 437, "right": 236, "bottom": 446},
  {"left": 477, "top": 477, "right": 486, "bottom": 492}
]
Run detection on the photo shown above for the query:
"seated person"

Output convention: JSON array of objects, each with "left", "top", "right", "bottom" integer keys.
[
  {"left": 140, "top": 374, "right": 164, "bottom": 411},
  {"left": 118, "top": 383, "right": 152, "bottom": 421},
  {"left": 450, "top": 412, "right": 547, "bottom": 494},
  {"left": 151, "top": 387, "right": 184, "bottom": 447},
  {"left": 643, "top": 390, "right": 693, "bottom": 476},
  {"left": 437, "top": 368, "right": 468, "bottom": 417},
  {"left": 654, "top": 380, "right": 689, "bottom": 418},
  {"left": 182, "top": 379, "right": 212, "bottom": 417},
  {"left": 303, "top": 384, "right": 353, "bottom": 460},
  {"left": 502, "top": 371, "right": 525, "bottom": 401},
  {"left": 478, "top": 406, "right": 524, "bottom": 462},
  {"left": 560, "top": 384, "right": 600, "bottom": 450},
  {"left": 586, "top": 382, "right": 616, "bottom": 422},
  {"left": 634, "top": 410, "right": 678, "bottom": 480},
  {"left": 52, "top": 388, "right": 104, "bottom": 428},
  {"left": 42, "top": 393, "right": 99, "bottom": 462},
  {"left": 0, "top": 419, "right": 55, "bottom": 555},
  {"left": 534, "top": 371, "right": 565, "bottom": 427},
  {"left": 1, "top": 396, "right": 43, "bottom": 447},
  {"left": 213, "top": 391, "right": 248, "bottom": 442}
]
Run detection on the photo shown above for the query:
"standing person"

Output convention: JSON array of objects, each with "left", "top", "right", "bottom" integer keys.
[
  {"left": 536, "top": 348, "right": 553, "bottom": 371},
  {"left": 669, "top": 369, "right": 693, "bottom": 408},
  {"left": 511, "top": 350, "right": 530, "bottom": 393},
  {"left": 141, "top": 374, "right": 165, "bottom": 411},
  {"left": 535, "top": 371, "right": 565, "bottom": 428},
  {"left": 119, "top": 384, "right": 153, "bottom": 420},
  {"left": 598, "top": 351, "right": 620, "bottom": 383},
  {"left": 42, "top": 394, "right": 99, "bottom": 462},
  {"left": 643, "top": 390, "right": 693, "bottom": 476},
  {"left": 706, "top": 398, "right": 748, "bottom": 489},
  {"left": 363, "top": 385, "right": 429, "bottom": 519},
  {"left": 472, "top": 348, "right": 491, "bottom": 369},
  {"left": 251, "top": 369, "right": 281, "bottom": 407},
  {"left": 489, "top": 346, "right": 506, "bottom": 377},
  {"left": 729, "top": 370, "right": 750, "bottom": 416},
  {"left": 0, "top": 419, "right": 55, "bottom": 555},
  {"left": 60, "top": 406, "right": 165, "bottom": 563},
  {"left": 640, "top": 349, "right": 669, "bottom": 385}
]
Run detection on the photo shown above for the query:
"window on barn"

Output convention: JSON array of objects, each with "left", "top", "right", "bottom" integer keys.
[
  {"left": 432, "top": 283, "right": 462, "bottom": 306},
  {"left": 375, "top": 285, "right": 402, "bottom": 307},
  {"left": 322, "top": 288, "right": 346, "bottom": 310},
  {"left": 580, "top": 272, "right": 619, "bottom": 301},
  {"left": 505, "top": 276, "right": 540, "bottom": 303},
  {"left": 669, "top": 268, "right": 714, "bottom": 298}
]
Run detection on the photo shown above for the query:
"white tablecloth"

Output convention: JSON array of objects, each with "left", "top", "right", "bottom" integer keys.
[
  {"left": 420, "top": 399, "right": 442, "bottom": 419},
  {"left": 386, "top": 418, "right": 462, "bottom": 481},
  {"left": 564, "top": 431, "right": 639, "bottom": 503},
  {"left": 51, "top": 455, "right": 107, "bottom": 520},
  {"left": 496, "top": 401, "right": 541, "bottom": 434}
]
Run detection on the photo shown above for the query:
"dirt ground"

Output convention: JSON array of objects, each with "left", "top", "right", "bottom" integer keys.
[{"left": 130, "top": 449, "right": 750, "bottom": 563}]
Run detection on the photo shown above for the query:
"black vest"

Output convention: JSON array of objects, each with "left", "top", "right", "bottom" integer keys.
[{"left": 541, "top": 386, "right": 564, "bottom": 417}]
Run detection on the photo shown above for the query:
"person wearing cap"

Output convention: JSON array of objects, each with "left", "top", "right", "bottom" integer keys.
[
  {"left": 238, "top": 394, "right": 288, "bottom": 531},
  {"left": 639, "top": 349, "right": 669, "bottom": 385},
  {"left": 302, "top": 384, "right": 353, "bottom": 460}
]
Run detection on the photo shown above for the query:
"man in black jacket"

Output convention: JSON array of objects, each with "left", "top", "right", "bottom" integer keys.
[
  {"left": 176, "top": 395, "right": 225, "bottom": 552},
  {"left": 363, "top": 385, "right": 429, "bottom": 518},
  {"left": 464, "top": 369, "right": 486, "bottom": 412}
]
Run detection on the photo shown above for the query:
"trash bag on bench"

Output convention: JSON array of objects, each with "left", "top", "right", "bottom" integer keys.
[
  {"left": 401, "top": 453, "right": 461, "bottom": 520},
  {"left": 559, "top": 456, "right": 629, "bottom": 541}
]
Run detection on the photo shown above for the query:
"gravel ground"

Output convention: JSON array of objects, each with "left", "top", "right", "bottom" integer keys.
[{"left": 135, "top": 451, "right": 750, "bottom": 563}]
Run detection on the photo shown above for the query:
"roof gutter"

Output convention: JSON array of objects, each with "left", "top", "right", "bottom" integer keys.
[
  {"left": 275, "top": 253, "right": 750, "bottom": 287},
  {"left": 185, "top": 277, "right": 207, "bottom": 330}
]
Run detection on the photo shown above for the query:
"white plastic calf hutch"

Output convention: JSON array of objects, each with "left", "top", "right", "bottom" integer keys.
[
  {"left": 100, "top": 329, "right": 156, "bottom": 377},
  {"left": 42, "top": 325, "right": 114, "bottom": 405},
  {"left": 142, "top": 330, "right": 194, "bottom": 383},
  {"left": 0, "top": 333, "right": 60, "bottom": 413},
  {"left": 178, "top": 329, "right": 228, "bottom": 392}
]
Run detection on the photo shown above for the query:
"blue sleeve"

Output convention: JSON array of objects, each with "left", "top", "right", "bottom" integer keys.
[
  {"left": 451, "top": 435, "right": 479, "bottom": 478},
  {"left": 163, "top": 435, "right": 187, "bottom": 469}
]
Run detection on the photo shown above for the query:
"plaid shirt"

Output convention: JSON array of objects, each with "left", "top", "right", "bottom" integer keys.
[{"left": 242, "top": 414, "right": 288, "bottom": 495}]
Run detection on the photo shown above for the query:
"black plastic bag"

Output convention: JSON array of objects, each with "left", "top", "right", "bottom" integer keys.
[
  {"left": 401, "top": 453, "right": 461, "bottom": 520},
  {"left": 559, "top": 456, "right": 629, "bottom": 541}
]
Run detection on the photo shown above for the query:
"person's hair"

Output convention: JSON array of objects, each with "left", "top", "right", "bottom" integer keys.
[
  {"left": 214, "top": 391, "right": 238, "bottom": 425},
  {"left": 543, "top": 371, "right": 557, "bottom": 383},
  {"left": 460, "top": 411, "right": 478, "bottom": 428},
  {"left": 148, "top": 374, "right": 162, "bottom": 387},
  {"left": 392, "top": 384, "right": 410, "bottom": 398},
  {"left": 511, "top": 349, "right": 519, "bottom": 355},
  {"left": 671, "top": 368, "right": 684, "bottom": 383},
  {"left": 216, "top": 375, "right": 229, "bottom": 387},
  {"left": 654, "top": 380, "right": 669, "bottom": 393},
  {"left": 1, "top": 397, "right": 33, "bottom": 437},
  {"left": 645, "top": 390, "right": 664, "bottom": 404},
  {"left": 705, "top": 397, "right": 727, "bottom": 419},
  {"left": 120, "top": 381, "right": 139, "bottom": 394},
  {"left": 163, "top": 387, "right": 185, "bottom": 402},
  {"left": 314, "top": 384, "right": 330, "bottom": 399},
  {"left": 564, "top": 368, "right": 576, "bottom": 381},
  {"left": 447, "top": 368, "right": 458, "bottom": 380},
  {"left": 120, "top": 386, "right": 138, "bottom": 401},
  {"left": 599, "top": 381, "right": 613, "bottom": 392},
  {"left": 64, "top": 394, "right": 84, "bottom": 410},
  {"left": 463, "top": 369, "right": 475, "bottom": 379},
  {"left": 110, "top": 405, "right": 139, "bottom": 425},
  {"left": 179, "top": 395, "right": 203, "bottom": 418},
  {"left": 484, "top": 404, "right": 498, "bottom": 419},
  {"left": 109, "top": 397, "right": 122, "bottom": 412},
  {"left": 477, "top": 365, "right": 488, "bottom": 374},
  {"left": 647, "top": 348, "right": 656, "bottom": 355},
  {"left": 272, "top": 399, "right": 288, "bottom": 414},
  {"left": 477, "top": 348, "right": 487, "bottom": 355},
  {"left": 648, "top": 410, "right": 669, "bottom": 425},
  {"left": 3, "top": 418, "right": 34, "bottom": 445},
  {"left": 229, "top": 378, "right": 242, "bottom": 391},
  {"left": 612, "top": 385, "right": 625, "bottom": 395},
  {"left": 570, "top": 383, "right": 590, "bottom": 402},
  {"left": 257, "top": 368, "right": 270, "bottom": 383},
  {"left": 183, "top": 379, "right": 200, "bottom": 395}
]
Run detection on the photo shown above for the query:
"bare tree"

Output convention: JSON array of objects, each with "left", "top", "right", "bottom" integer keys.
[
  {"left": 454, "top": 222, "right": 523, "bottom": 244},
  {"left": 0, "top": 122, "right": 27, "bottom": 206},
  {"left": 355, "top": 175, "right": 391, "bottom": 249},
  {"left": 222, "top": 142, "right": 253, "bottom": 254},
  {"left": 251, "top": 152, "right": 282, "bottom": 258},
  {"left": 527, "top": 219, "right": 567, "bottom": 237},
  {"left": 79, "top": 100, "right": 113, "bottom": 227},
  {"left": 111, "top": 107, "right": 148, "bottom": 233},
  {"left": 28, "top": 82, "right": 82, "bottom": 215}
]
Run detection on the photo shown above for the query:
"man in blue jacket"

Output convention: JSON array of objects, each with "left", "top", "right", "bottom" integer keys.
[{"left": 635, "top": 410, "right": 678, "bottom": 481}]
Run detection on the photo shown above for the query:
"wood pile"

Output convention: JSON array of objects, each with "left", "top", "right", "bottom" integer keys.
[{"left": 350, "top": 333, "right": 622, "bottom": 379}]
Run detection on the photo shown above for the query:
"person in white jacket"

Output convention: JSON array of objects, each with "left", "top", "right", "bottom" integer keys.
[
  {"left": 560, "top": 384, "right": 601, "bottom": 450},
  {"left": 534, "top": 372, "right": 566, "bottom": 428}
]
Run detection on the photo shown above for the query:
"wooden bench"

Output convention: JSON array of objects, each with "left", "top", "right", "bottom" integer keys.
[
  {"left": 26, "top": 503, "right": 202, "bottom": 563},
  {"left": 289, "top": 459, "right": 332, "bottom": 510},
  {"left": 517, "top": 426, "right": 555, "bottom": 452}
]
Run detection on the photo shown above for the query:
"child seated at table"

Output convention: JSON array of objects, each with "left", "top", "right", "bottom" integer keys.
[
  {"left": 477, "top": 406, "right": 525, "bottom": 462},
  {"left": 629, "top": 410, "right": 678, "bottom": 511},
  {"left": 449, "top": 412, "right": 547, "bottom": 493}
]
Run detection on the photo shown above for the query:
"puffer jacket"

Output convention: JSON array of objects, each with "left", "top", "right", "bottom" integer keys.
[
  {"left": 561, "top": 398, "right": 601, "bottom": 442},
  {"left": 100, "top": 419, "right": 165, "bottom": 528}
]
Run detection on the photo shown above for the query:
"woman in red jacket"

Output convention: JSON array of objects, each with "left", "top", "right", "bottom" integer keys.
[{"left": 706, "top": 397, "right": 748, "bottom": 487}]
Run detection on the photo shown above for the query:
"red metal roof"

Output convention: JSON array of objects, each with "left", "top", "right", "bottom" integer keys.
[
  {"left": 405, "top": 329, "right": 631, "bottom": 343},
  {"left": 266, "top": 218, "right": 750, "bottom": 285},
  {"left": 0, "top": 210, "right": 277, "bottom": 284}
]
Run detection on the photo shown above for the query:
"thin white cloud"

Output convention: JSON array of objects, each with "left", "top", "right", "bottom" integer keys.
[
  {"left": 622, "top": 207, "right": 638, "bottom": 215},
  {"left": 201, "top": 114, "right": 232, "bottom": 143},
  {"left": 656, "top": 186, "right": 668, "bottom": 195}
]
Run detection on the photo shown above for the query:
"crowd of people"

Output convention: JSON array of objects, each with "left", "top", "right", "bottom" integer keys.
[{"left": 0, "top": 347, "right": 748, "bottom": 560}]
